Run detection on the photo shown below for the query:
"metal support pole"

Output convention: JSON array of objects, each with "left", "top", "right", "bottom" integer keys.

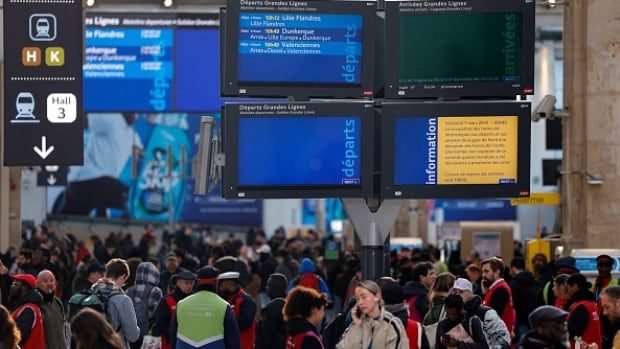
[
  {"left": 167, "top": 144, "right": 174, "bottom": 231},
  {"left": 342, "top": 198, "right": 404, "bottom": 281}
]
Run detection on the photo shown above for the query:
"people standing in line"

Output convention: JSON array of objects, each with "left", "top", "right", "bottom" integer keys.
[
  {"left": 256, "top": 273, "right": 288, "bottom": 349},
  {"left": 36, "top": 270, "right": 67, "bottom": 349},
  {"left": 282, "top": 286, "right": 327, "bottom": 349},
  {"left": 218, "top": 271, "right": 256, "bottom": 349},
  {"left": 423, "top": 272, "right": 455, "bottom": 326},
  {"left": 171, "top": 266, "right": 240, "bottom": 349},
  {"left": 404, "top": 262, "right": 436, "bottom": 322},
  {"left": 381, "top": 280, "right": 430, "bottom": 349},
  {"left": 155, "top": 271, "right": 195, "bottom": 349},
  {"left": 71, "top": 308, "right": 125, "bottom": 349},
  {"left": 9, "top": 274, "right": 45, "bottom": 349},
  {"left": 517, "top": 305, "right": 570, "bottom": 349},
  {"left": 90, "top": 258, "right": 140, "bottom": 346},
  {"left": 0, "top": 304, "right": 21, "bottom": 349},
  {"left": 337, "top": 280, "right": 409, "bottom": 349},
  {"left": 435, "top": 294, "right": 489, "bottom": 349},
  {"left": 126, "top": 261, "right": 163, "bottom": 349},
  {"left": 565, "top": 274, "right": 602, "bottom": 349},
  {"left": 509, "top": 257, "right": 541, "bottom": 341},
  {"left": 481, "top": 257, "right": 515, "bottom": 337},
  {"left": 600, "top": 286, "right": 620, "bottom": 349},
  {"left": 450, "top": 278, "right": 511, "bottom": 349}
]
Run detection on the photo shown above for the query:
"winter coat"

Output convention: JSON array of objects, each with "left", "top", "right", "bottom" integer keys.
[
  {"left": 286, "top": 318, "right": 324, "bottom": 349},
  {"left": 464, "top": 296, "right": 511, "bottom": 349},
  {"left": 126, "top": 262, "right": 163, "bottom": 320},
  {"left": 287, "top": 258, "right": 332, "bottom": 301},
  {"left": 435, "top": 313, "right": 489, "bottom": 349},
  {"left": 423, "top": 295, "right": 446, "bottom": 326},
  {"left": 91, "top": 278, "right": 140, "bottom": 345},
  {"left": 256, "top": 298, "right": 286, "bottom": 349},
  {"left": 509, "top": 271, "right": 540, "bottom": 328},
  {"left": 403, "top": 281, "right": 429, "bottom": 322},
  {"left": 39, "top": 291, "right": 67, "bottom": 349},
  {"left": 517, "top": 330, "right": 568, "bottom": 349},
  {"left": 336, "top": 307, "right": 409, "bottom": 349},
  {"left": 11, "top": 289, "right": 45, "bottom": 349}
]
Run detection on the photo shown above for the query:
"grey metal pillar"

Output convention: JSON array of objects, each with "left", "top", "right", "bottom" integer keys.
[{"left": 342, "top": 198, "right": 404, "bottom": 281}]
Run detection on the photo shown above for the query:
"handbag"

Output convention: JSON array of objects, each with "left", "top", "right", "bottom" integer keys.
[{"left": 423, "top": 305, "right": 446, "bottom": 348}]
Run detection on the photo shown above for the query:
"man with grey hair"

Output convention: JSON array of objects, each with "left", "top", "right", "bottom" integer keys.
[
  {"left": 600, "top": 286, "right": 620, "bottom": 349},
  {"left": 451, "top": 277, "right": 511, "bottom": 349},
  {"left": 36, "top": 270, "right": 67, "bottom": 349}
]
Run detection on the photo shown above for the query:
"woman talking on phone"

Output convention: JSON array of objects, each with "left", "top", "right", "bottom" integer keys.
[
  {"left": 337, "top": 280, "right": 409, "bottom": 349},
  {"left": 435, "top": 294, "right": 488, "bottom": 349}
]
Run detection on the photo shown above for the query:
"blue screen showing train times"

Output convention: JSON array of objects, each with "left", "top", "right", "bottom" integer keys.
[{"left": 237, "top": 12, "right": 363, "bottom": 84}]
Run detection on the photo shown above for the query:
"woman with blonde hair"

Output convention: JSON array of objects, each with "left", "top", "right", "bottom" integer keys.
[
  {"left": 423, "top": 272, "right": 456, "bottom": 326},
  {"left": 70, "top": 308, "right": 125, "bottom": 349},
  {"left": 337, "top": 280, "right": 409, "bottom": 349},
  {"left": 0, "top": 304, "right": 21, "bottom": 349}
]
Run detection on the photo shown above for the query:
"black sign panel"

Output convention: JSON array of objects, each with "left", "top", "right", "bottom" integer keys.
[
  {"left": 3, "top": 0, "right": 83, "bottom": 166},
  {"left": 37, "top": 166, "right": 68, "bottom": 186}
]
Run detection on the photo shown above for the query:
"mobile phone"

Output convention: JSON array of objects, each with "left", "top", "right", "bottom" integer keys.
[{"left": 354, "top": 306, "right": 362, "bottom": 318}]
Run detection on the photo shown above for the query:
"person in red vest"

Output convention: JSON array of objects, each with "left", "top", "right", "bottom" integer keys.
[
  {"left": 155, "top": 271, "right": 195, "bottom": 349},
  {"left": 381, "top": 280, "right": 431, "bottom": 349},
  {"left": 481, "top": 257, "right": 515, "bottom": 338},
  {"left": 9, "top": 274, "right": 45, "bottom": 349},
  {"left": 218, "top": 271, "right": 257, "bottom": 349},
  {"left": 565, "top": 274, "right": 602, "bottom": 349}
]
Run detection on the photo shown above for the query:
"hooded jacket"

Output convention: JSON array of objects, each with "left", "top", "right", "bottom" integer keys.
[
  {"left": 403, "top": 281, "right": 428, "bottom": 322},
  {"left": 336, "top": 307, "right": 409, "bottom": 349},
  {"left": 127, "top": 262, "right": 163, "bottom": 320},
  {"left": 287, "top": 258, "right": 332, "bottom": 301},
  {"left": 464, "top": 296, "right": 511, "bottom": 349},
  {"left": 509, "top": 271, "right": 540, "bottom": 327},
  {"left": 91, "top": 278, "right": 140, "bottom": 345}
]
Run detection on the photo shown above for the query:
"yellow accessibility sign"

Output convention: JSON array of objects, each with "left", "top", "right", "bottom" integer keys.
[{"left": 511, "top": 193, "right": 560, "bottom": 206}]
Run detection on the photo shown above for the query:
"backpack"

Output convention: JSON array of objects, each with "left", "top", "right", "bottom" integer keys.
[
  {"left": 68, "top": 289, "right": 122, "bottom": 323},
  {"left": 297, "top": 273, "right": 320, "bottom": 291},
  {"left": 126, "top": 285, "right": 155, "bottom": 338}
]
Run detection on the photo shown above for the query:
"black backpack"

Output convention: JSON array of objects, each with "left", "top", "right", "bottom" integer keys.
[{"left": 68, "top": 289, "right": 122, "bottom": 321}]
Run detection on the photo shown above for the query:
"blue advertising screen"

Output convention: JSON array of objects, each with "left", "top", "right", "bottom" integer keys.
[
  {"left": 237, "top": 13, "right": 363, "bottom": 84},
  {"left": 84, "top": 13, "right": 221, "bottom": 112},
  {"left": 48, "top": 113, "right": 262, "bottom": 226},
  {"left": 238, "top": 116, "right": 361, "bottom": 186}
]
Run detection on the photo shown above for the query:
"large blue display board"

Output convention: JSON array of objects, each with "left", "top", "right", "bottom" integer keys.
[
  {"left": 238, "top": 116, "right": 362, "bottom": 186},
  {"left": 84, "top": 13, "right": 221, "bottom": 112},
  {"left": 237, "top": 13, "right": 363, "bottom": 84}
]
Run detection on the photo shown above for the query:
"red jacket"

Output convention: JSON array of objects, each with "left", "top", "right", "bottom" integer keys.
[
  {"left": 229, "top": 289, "right": 257, "bottom": 349},
  {"left": 12, "top": 302, "right": 45, "bottom": 349},
  {"left": 568, "top": 300, "right": 602, "bottom": 349},
  {"left": 483, "top": 279, "right": 515, "bottom": 332},
  {"left": 161, "top": 295, "right": 178, "bottom": 349},
  {"left": 405, "top": 319, "right": 422, "bottom": 349}
]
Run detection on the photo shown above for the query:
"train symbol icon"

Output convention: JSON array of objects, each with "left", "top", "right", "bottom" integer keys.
[
  {"left": 29, "top": 14, "right": 57, "bottom": 41},
  {"left": 12, "top": 92, "right": 40, "bottom": 124}
]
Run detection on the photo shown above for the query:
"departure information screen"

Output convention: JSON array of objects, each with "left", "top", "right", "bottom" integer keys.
[
  {"left": 84, "top": 13, "right": 220, "bottom": 112},
  {"left": 238, "top": 115, "right": 362, "bottom": 186},
  {"left": 399, "top": 12, "right": 522, "bottom": 84},
  {"left": 237, "top": 12, "right": 363, "bottom": 84},
  {"left": 394, "top": 115, "right": 518, "bottom": 185}
]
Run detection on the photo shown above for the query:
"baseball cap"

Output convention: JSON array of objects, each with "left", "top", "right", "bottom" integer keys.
[
  {"left": 529, "top": 305, "right": 568, "bottom": 328},
  {"left": 12, "top": 274, "right": 37, "bottom": 288},
  {"left": 450, "top": 278, "right": 473, "bottom": 293}
]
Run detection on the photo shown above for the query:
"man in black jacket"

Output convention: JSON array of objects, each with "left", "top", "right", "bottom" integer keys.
[
  {"left": 518, "top": 306, "right": 569, "bottom": 349},
  {"left": 510, "top": 257, "right": 541, "bottom": 341},
  {"left": 154, "top": 271, "right": 195, "bottom": 348},
  {"left": 256, "top": 273, "right": 288, "bottom": 349}
]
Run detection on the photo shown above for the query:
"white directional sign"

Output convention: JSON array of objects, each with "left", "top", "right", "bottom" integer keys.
[{"left": 3, "top": 0, "right": 83, "bottom": 166}]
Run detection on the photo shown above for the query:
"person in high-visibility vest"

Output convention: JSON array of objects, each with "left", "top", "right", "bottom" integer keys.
[
  {"left": 481, "top": 257, "right": 515, "bottom": 338},
  {"left": 565, "top": 274, "right": 602, "bottom": 349},
  {"left": 218, "top": 271, "right": 257, "bottom": 349}
]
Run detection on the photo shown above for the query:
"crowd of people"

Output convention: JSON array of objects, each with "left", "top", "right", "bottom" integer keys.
[{"left": 0, "top": 223, "right": 619, "bottom": 349}]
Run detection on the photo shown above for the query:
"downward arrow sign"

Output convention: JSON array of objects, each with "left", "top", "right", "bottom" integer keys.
[
  {"left": 33, "top": 136, "right": 55, "bottom": 160},
  {"left": 47, "top": 174, "right": 57, "bottom": 185}
]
